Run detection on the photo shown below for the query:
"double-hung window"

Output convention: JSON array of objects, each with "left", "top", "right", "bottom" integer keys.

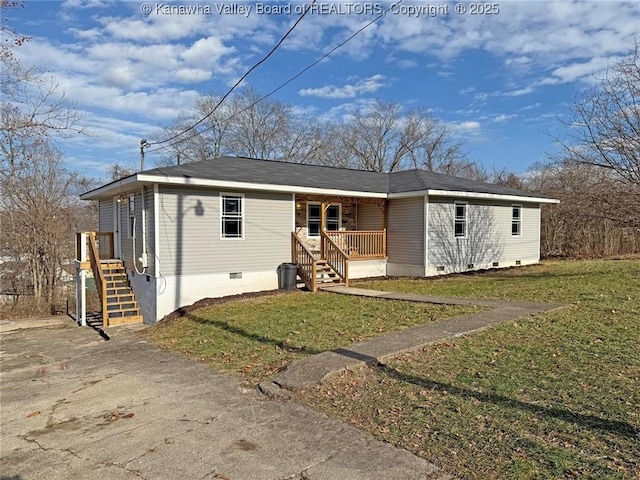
[
  {"left": 221, "top": 194, "right": 243, "bottom": 239},
  {"left": 512, "top": 205, "right": 522, "bottom": 236},
  {"left": 307, "top": 203, "right": 340, "bottom": 237},
  {"left": 454, "top": 201, "right": 467, "bottom": 238}
]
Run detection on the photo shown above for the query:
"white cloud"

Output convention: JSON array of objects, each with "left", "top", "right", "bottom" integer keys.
[
  {"left": 504, "top": 86, "right": 535, "bottom": 97},
  {"left": 549, "top": 56, "right": 617, "bottom": 84},
  {"left": 450, "top": 121, "right": 481, "bottom": 133},
  {"left": 180, "top": 36, "right": 235, "bottom": 68},
  {"left": 299, "top": 75, "right": 387, "bottom": 99},
  {"left": 493, "top": 114, "right": 517, "bottom": 123}
]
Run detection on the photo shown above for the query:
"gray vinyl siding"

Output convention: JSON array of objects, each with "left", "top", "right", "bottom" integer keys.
[
  {"left": 157, "top": 186, "right": 292, "bottom": 276},
  {"left": 427, "top": 198, "right": 540, "bottom": 272},
  {"left": 119, "top": 188, "right": 155, "bottom": 276},
  {"left": 501, "top": 203, "right": 540, "bottom": 263},
  {"left": 357, "top": 203, "right": 383, "bottom": 230},
  {"left": 98, "top": 199, "right": 113, "bottom": 232},
  {"left": 387, "top": 197, "right": 425, "bottom": 267}
]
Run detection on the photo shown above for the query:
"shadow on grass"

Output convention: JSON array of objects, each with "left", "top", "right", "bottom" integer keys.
[
  {"left": 187, "top": 314, "right": 324, "bottom": 356},
  {"left": 334, "top": 348, "right": 638, "bottom": 440}
]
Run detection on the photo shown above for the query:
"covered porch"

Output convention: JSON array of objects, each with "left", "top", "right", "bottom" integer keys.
[{"left": 291, "top": 195, "right": 388, "bottom": 292}]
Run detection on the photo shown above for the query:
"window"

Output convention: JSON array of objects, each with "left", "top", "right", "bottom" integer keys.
[
  {"left": 326, "top": 205, "right": 340, "bottom": 231},
  {"left": 454, "top": 201, "right": 467, "bottom": 238},
  {"left": 221, "top": 194, "right": 243, "bottom": 239},
  {"left": 307, "top": 203, "right": 341, "bottom": 237},
  {"left": 307, "top": 203, "right": 321, "bottom": 237},
  {"left": 512, "top": 205, "right": 521, "bottom": 236},
  {"left": 128, "top": 194, "right": 135, "bottom": 238}
]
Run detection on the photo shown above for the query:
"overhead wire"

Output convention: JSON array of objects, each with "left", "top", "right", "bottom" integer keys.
[
  {"left": 149, "top": 0, "right": 318, "bottom": 148},
  {"left": 147, "top": 0, "right": 405, "bottom": 155}
]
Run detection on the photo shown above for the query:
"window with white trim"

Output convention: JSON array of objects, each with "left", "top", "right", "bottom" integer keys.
[
  {"left": 221, "top": 194, "right": 243, "bottom": 239},
  {"left": 512, "top": 205, "right": 522, "bottom": 236},
  {"left": 307, "top": 203, "right": 341, "bottom": 237},
  {"left": 454, "top": 201, "right": 467, "bottom": 238}
]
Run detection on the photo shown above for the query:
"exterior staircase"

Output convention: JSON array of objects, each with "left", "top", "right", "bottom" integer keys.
[
  {"left": 314, "top": 259, "right": 344, "bottom": 287},
  {"left": 100, "top": 260, "right": 143, "bottom": 326}
]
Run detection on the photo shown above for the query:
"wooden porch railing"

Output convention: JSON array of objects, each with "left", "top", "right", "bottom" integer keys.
[
  {"left": 86, "top": 232, "right": 108, "bottom": 325},
  {"left": 321, "top": 232, "right": 349, "bottom": 286},
  {"left": 325, "top": 230, "right": 386, "bottom": 259},
  {"left": 96, "top": 231, "right": 115, "bottom": 259},
  {"left": 292, "top": 232, "right": 317, "bottom": 292},
  {"left": 75, "top": 231, "right": 114, "bottom": 262}
]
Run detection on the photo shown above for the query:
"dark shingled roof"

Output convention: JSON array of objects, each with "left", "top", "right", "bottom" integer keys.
[
  {"left": 144, "top": 156, "right": 389, "bottom": 193},
  {"left": 387, "top": 169, "right": 545, "bottom": 198},
  {"left": 105, "top": 156, "right": 550, "bottom": 200}
]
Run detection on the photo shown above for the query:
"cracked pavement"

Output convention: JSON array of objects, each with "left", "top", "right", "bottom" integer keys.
[{"left": 1, "top": 318, "right": 446, "bottom": 479}]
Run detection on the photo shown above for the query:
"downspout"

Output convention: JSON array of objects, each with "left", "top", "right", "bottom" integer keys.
[{"left": 133, "top": 187, "right": 148, "bottom": 275}]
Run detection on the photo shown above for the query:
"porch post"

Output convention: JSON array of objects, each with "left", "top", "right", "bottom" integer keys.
[
  {"left": 320, "top": 202, "right": 327, "bottom": 258},
  {"left": 75, "top": 232, "right": 88, "bottom": 326},
  {"left": 382, "top": 200, "right": 388, "bottom": 257},
  {"left": 79, "top": 269, "right": 87, "bottom": 327}
]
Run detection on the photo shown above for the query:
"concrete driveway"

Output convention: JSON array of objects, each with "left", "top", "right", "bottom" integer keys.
[{"left": 0, "top": 318, "right": 447, "bottom": 480}]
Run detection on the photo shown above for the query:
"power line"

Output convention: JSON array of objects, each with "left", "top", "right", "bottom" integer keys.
[
  {"left": 149, "top": 0, "right": 318, "bottom": 147},
  {"left": 148, "top": 0, "right": 404, "bottom": 155}
]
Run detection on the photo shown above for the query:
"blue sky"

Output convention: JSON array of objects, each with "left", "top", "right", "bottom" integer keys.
[{"left": 7, "top": 0, "right": 639, "bottom": 181}]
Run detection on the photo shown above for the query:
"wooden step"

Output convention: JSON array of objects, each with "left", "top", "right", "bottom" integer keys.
[
  {"left": 107, "top": 307, "right": 141, "bottom": 317},
  {"left": 107, "top": 315, "right": 143, "bottom": 327},
  {"left": 106, "top": 302, "right": 137, "bottom": 311},
  {"left": 106, "top": 294, "right": 135, "bottom": 303},
  {"left": 104, "top": 272, "right": 129, "bottom": 280}
]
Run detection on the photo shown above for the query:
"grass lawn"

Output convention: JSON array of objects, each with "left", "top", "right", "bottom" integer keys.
[
  {"left": 297, "top": 259, "right": 640, "bottom": 479},
  {"left": 143, "top": 291, "right": 478, "bottom": 384}
]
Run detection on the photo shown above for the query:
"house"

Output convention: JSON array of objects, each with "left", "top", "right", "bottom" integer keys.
[{"left": 74, "top": 156, "right": 558, "bottom": 326}]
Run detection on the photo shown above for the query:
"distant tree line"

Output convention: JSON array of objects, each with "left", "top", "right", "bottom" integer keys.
[{"left": 155, "top": 87, "right": 483, "bottom": 178}]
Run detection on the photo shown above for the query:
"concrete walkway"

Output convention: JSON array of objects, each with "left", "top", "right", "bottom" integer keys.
[
  {"left": 0, "top": 315, "right": 74, "bottom": 333},
  {"left": 1, "top": 319, "right": 448, "bottom": 480},
  {"left": 266, "top": 286, "right": 564, "bottom": 393}
]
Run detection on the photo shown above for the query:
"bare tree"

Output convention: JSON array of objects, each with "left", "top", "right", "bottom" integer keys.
[
  {"left": 557, "top": 41, "right": 640, "bottom": 187},
  {"left": 156, "top": 87, "right": 330, "bottom": 166},
  {"left": 0, "top": 140, "right": 79, "bottom": 306},
  {"left": 336, "top": 100, "right": 475, "bottom": 175},
  {"left": 1, "top": 6, "right": 87, "bottom": 314},
  {"left": 527, "top": 162, "right": 640, "bottom": 257}
]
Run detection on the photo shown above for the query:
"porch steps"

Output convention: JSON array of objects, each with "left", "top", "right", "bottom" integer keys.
[
  {"left": 100, "top": 260, "right": 143, "bottom": 326},
  {"left": 314, "top": 260, "right": 344, "bottom": 286}
]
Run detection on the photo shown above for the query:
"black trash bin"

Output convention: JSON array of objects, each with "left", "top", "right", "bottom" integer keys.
[{"left": 277, "top": 263, "right": 298, "bottom": 290}]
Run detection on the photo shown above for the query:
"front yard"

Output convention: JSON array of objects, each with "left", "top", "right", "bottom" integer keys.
[
  {"left": 298, "top": 259, "right": 640, "bottom": 479},
  {"left": 144, "top": 258, "right": 639, "bottom": 479},
  {"left": 143, "top": 292, "right": 477, "bottom": 384}
]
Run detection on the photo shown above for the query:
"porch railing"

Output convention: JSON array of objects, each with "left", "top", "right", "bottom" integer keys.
[
  {"left": 292, "top": 232, "right": 317, "bottom": 292},
  {"left": 75, "top": 231, "right": 114, "bottom": 262},
  {"left": 325, "top": 230, "right": 386, "bottom": 259},
  {"left": 96, "top": 231, "right": 115, "bottom": 259},
  {"left": 321, "top": 232, "right": 349, "bottom": 286},
  {"left": 86, "top": 232, "right": 108, "bottom": 325}
]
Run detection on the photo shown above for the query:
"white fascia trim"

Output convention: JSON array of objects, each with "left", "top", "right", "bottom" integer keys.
[
  {"left": 136, "top": 174, "right": 387, "bottom": 198},
  {"left": 389, "top": 189, "right": 559, "bottom": 204},
  {"left": 80, "top": 175, "right": 142, "bottom": 200}
]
